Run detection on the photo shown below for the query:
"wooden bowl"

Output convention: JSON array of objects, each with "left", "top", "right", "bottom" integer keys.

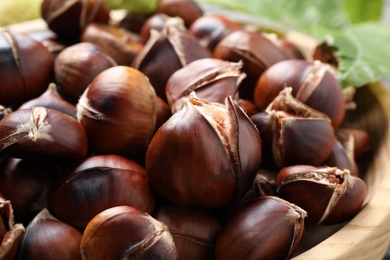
[{"left": 2, "top": 8, "right": 390, "bottom": 260}]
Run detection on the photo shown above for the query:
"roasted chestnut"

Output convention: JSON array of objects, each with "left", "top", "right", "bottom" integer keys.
[
  {"left": 41, "top": 0, "right": 110, "bottom": 42},
  {"left": 189, "top": 14, "right": 241, "bottom": 51},
  {"left": 154, "top": 204, "right": 221, "bottom": 259},
  {"left": 19, "top": 83, "right": 77, "bottom": 119},
  {"left": 254, "top": 59, "right": 346, "bottom": 128},
  {"left": 49, "top": 154, "right": 156, "bottom": 231},
  {"left": 251, "top": 87, "right": 335, "bottom": 168},
  {"left": 276, "top": 165, "right": 366, "bottom": 225},
  {"left": 0, "top": 107, "right": 88, "bottom": 161},
  {"left": 0, "top": 31, "right": 54, "bottom": 108},
  {"left": 146, "top": 93, "right": 261, "bottom": 208},
  {"left": 80, "top": 206, "right": 178, "bottom": 259},
  {"left": 140, "top": 13, "right": 171, "bottom": 44},
  {"left": 132, "top": 17, "right": 212, "bottom": 102},
  {"left": 213, "top": 29, "right": 291, "bottom": 101},
  {"left": 166, "top": 58, "right": 245, "bottom": 113},
  {"left": 0, "top": 158, "right": 54, "bottom": 224},
  {"left": 54, "top": 42, "right": 117, "bottom": 103},
  {"left": 215, "top": 196, "right": 307, "bottom": 259},
  {"left": 18, "top": 209, "right": 82, "bottom": 259},
  {"left": 156, "top": 0, "right": 203, "bottom": 28},
  {"left": 81, "top": 23, "right": 143, "bottom": 66},
  {"left": 77, "top": 66, "right": 157, "bottom": 157}
]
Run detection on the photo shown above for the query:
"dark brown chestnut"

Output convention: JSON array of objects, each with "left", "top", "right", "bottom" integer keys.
[
  {"left": 140, "top": 13, "right": 171, "bottom": 44},
  {"left": 156, "top": 0, "right": 203, "bottom": 28},
  {"left": 252, "top": 87, "right": 335, "bottom": 168},
  {"left": 154, "top": 204, "right": 221, "bottom": 259},
  {"left": 81, "top": 23, "right": 143, "bottom": 66},
  {"left": 54, "top": 42, "right": 117, "bottom": 103},
  {"left": 146, "top": 93, "right": 261, "bottom": 208},
  {"left": 0, "top": 31, "right": 54, "bottom": 108},
  {"left": 0, "top": 107, "right": 88, "bottom": 161},
  {"left": 166, "top": 58, "right": 245, "bottom": 113},
  {"left": 215, "top": 196, "right": 307, "bottom": 259},
  {"left": 76, "top": 66, "right": 157, "bottom": 157},
  {"left": 337, "top": 127, "right": 371, "bottom": 160},
  {"left": 80, "top": 206, "right": 178, "bottom": 259},
  {"left": 0, "top": 158, "right": 54, "bottom": 224},
  {"left": 254, "top": 59, "right": 346, "bottom": 128},
  {"left": 40, "top": 0, "right": 110, "bottom": 42},
  {"left": 132, "top": 17, "right": 212, "bottom": 102},
  {"left": 118, "top": 11, "right": 153, "bottom": 35},
  {"left": 17, "top": 209, "right": 82, "bottom": 259},
  {"left": 213, "top": 29, "right": 291, "bottom": 101},
  {"left": 188, "top": 14, "right": 241, "bottom": 51},
  {"left": 49, "top": 154, "right": 156, "bottom": 231},
  {"left": 18, "top": 83, "right": 77, "bottom": 119},
  {"left": 276, "top": 165, "right": 366, "bottom": 225}
]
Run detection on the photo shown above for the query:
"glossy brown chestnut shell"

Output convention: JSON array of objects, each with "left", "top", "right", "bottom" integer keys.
[
  {"left": 154, "top": 204, "right": 221, "bottom": 259},
  {"left": 254, "top": 59, "right": 346, "bottom": 128},
  {"left": 0, "top": 31, "right": 54, "bottom": 108},
  {"left": 213, "top": 29, "right": 291, "bottom": 101},
  {"left": 156, "top": 0, "right": 203, "bottom": 28},
  {"left": 188, "top": 14, "right": 241, "bottom": 51},
  {"left": 276, "top": 165, "right": 367, "bottom": 225},
  {"left": 81, "top": 206, "right": 178, "bottom": 259},
  {"left": 215, "top": 196, "right": 307, "bottom": 259},
  {"left": 19, "top": 83, "right": 77, "bottom": 119},
  {"left": 0, "top": 158, "right": 53, "bottom": 224},
  {"left": 41, "top": 0, "right": 110, "bottom": 42},
  {"left": 166, "top": 58, "right": 245, "bottom": 113},
  {"left": 252, "top": 87, "right": 335, "bottom": 168},
  {"left": 146, "top": 93, "right": 261, "bottom": 208},
  {"left": 76, "top": 66, "right": 157, "bottom": 156},
  {"left": 54, "top": 42, "right": 117, "bottom": 103},
  {"left": 132, "top": 17, "right": 212, "bottom": 102},
  {"left": 49, "top": 154, "right": 156, "bottom": 231},
  {"left": 18, "top": 209, "right": 82, "bottom": 259},
  {"left": 81, "top": 23, "right": 143, "bottom": 66},
  {"left": 0, "top": 107, "right": 88, "bottom": 161}
]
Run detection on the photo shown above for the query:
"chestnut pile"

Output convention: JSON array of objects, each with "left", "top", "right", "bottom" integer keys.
[{"left": 0, "top": 0, "right": 372, "bottom": 259}]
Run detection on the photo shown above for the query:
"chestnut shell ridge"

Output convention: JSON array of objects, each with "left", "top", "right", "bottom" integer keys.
[
  {"left": 146, "top": 93, "right": 262, "bottom": 208},
  {"left": 276, "top": 165, "right": 367, "bottom": 225}
]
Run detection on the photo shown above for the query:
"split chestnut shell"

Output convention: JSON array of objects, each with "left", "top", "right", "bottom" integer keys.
[
  {"left": 276, "top": 165, "right": 367, "bottom": 225},
  {"left": 146, "top": 93, "right": 262, "bottom": 208},
  {"left": 81, "top": 206, "right": 178, "bottom": 259}
]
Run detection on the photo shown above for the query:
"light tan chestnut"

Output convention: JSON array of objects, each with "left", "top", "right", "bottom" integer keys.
[
  {"left": 0, "top": 107, "right": 88, "bottom": 161},
  {"left": 276, "top": 165, "right": 367, "bottom": 225},
  {"left": 77, "top": 66, "right": 157, "bottom": 157},
  {"left": 146, "top": 93, "right": 261, "bottom": 208},
  {"left": 81, "top": 206, "right": 178, "bottom": 259}
]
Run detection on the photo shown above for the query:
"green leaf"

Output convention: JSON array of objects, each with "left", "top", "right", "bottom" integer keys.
[
  {"left": 196, "top": 0, "right": 351, "bottom": 33},
  {"left": 105, "top": 0, "right": 158, "bottom": 13},
  {"left": 343, "top": 0, "right": 384, "bottom": 24},
  {"left": 323, "top": 23, "right": 390, "bottom": 87}
]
